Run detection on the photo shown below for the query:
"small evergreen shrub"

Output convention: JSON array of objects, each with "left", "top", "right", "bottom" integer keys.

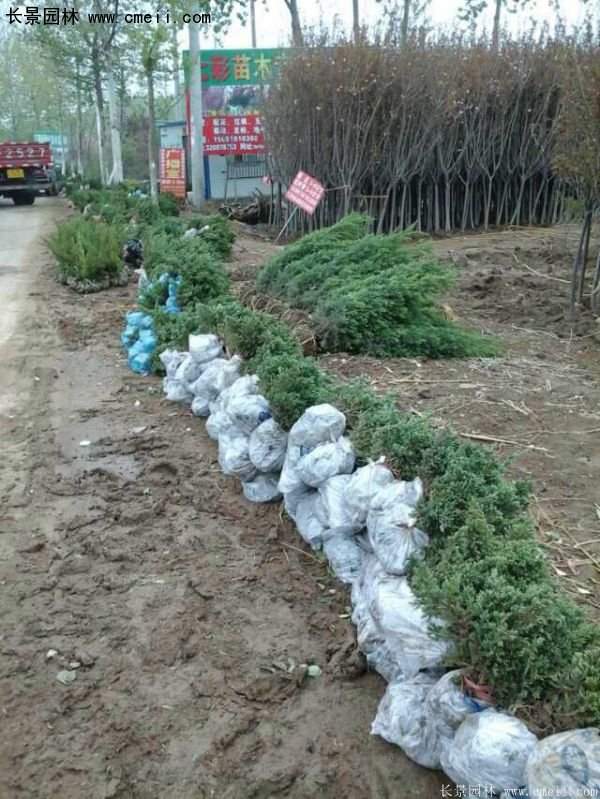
[
  {"left": 48, "top": 217, "right": 123, "bottom": 285},
  {"left": 255, "top": 354, "right": 334, "bottom": 430},
  {"left": 158, "top": 192, "right": 180, "bottom": 217},
  {"left": 186, "top": 214, "right": 235, "bottom": 259}
]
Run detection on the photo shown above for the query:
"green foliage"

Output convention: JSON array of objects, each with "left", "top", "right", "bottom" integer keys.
[
  {"left": 176, "top": 252, "right": 230, "bottom": 308},
  {"left": 48, "top": 217, "right": 123, "bottom": 283},
  {"left": 138, "top": 279, "right": 169, "bottom": 311},
  {"left": 255, "top": 354, "right": 334, "bottom": 430},
  {"left": 186, "top": 214, "right": 235, "bottom": 259},
  {"left": 418, "top": 439, "right": 531, "bottom": 537},
  {"left": 257, "top": 213, "right": 370, "bottom": 293},
  {"left": 258, "top": 218, "right": 498, "bottom": 359},
  {"left": 410, "top": 505, "right": 587, "bottom": 708},
  {"left": 158, "top": 193, "right": 180, "bottom": 217}
]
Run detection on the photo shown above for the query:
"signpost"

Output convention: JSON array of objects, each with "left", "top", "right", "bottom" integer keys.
[
  {"left": 159, "top": 147, "right": 186, "bottom": 198},
  {"left": 203, "top": 114, "right": 265, "bottom": 156},
  {"left": 277, "top": 170, "right": 326, "bottom": 241}
]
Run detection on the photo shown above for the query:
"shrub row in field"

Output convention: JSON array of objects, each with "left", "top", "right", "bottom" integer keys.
[
  {"left": 84, "top": 194, "right": 597, "bottom": 730},
  {"left": 256, "top": 214, "right": 498, "bottom": 359}
]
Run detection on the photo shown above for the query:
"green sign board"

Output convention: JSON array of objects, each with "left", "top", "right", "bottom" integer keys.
[{"left": 183, "top": 48, "right": 288, "bottom": 88}]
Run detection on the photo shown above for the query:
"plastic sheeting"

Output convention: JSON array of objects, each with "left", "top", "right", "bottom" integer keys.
[
  {"left": 295, "top": 491, "right": 327, "bottom": 550},
  {"left": 296, "top": 437, "right": 356, "bottom": 488},
  {"left": 322, "top": 530, "right": 364, "bottom": 584},
  {"left": 526, "top": 728, "right": 600, "bottom": 799},
  {"left": 318, "top": 474, "right": 363, "bottom": 535},
  {"left": 345, "top": 460, "right": 395, "bottom": 528},
  {"left": 227, "top": 393, "right": 271, "bottom": 435},
  {"left": 189, "top": 333, "right": 223, "bottom": 364},
  {"left": 371, "top": 673, "right": 441, "bottom": 769},
  {"left": 248, "top": 418, "right": 288, "bottom": 473},
  {"left": 241, "top": 473, "right": 282, "bottom": 503},
  {"left": 217, "top": 431, "right": 258, "bottom": 482},
  {"left": 288, "top": 404, "right": 346, "bottom": 449},
  {"left": 441, "top": 709, "right": 537, "bottom": 796}
]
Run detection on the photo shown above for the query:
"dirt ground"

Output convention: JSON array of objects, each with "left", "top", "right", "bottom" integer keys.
[
  {"left": 0, "top": 200, "right": 448, "bottom": 798},
  {"left": 231, "top": 223, "right": 600, "bottom": 615}
]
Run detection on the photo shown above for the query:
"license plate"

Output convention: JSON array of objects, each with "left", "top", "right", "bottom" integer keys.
[{"left": 7, "top": 168, "right": 24, "bottom": 179}]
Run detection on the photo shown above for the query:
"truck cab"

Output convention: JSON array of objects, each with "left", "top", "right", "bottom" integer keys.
[{"left": 0, "top": 141, "right": 55, "bottom": 205}]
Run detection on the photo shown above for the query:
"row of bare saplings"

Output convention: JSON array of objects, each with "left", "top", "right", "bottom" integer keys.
[{"left": 262, "top": 41, "right": 576, "bottom": 235}]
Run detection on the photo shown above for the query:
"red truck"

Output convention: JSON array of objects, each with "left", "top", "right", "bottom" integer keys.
[{"left": 0, "top": 141, "right": 57, "bottom": 205}]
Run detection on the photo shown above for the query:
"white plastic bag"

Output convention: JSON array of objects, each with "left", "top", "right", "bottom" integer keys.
[
  {"left": 218, "top": 431, "right": 258, "bottom": 482},
  {"left": 189, "top": 333, "right": 223, "bottom": 364},
  {"left": 278, "top": 444, "right": 305, "bottom": 496},
  {"left": 367, "top": 478, "right": 424, "bottom": 530},
  {"left": 249, "top": 418, "right": 288, "bottom": 473},
  {"left": 190, "top": 357, "right": 241, "bottom": 402},
  {"left": 159, "top": 348, "right": 185, "bottom": 378},
  {"left": 289, "top": 404, "right": 346, "bottom": 449},
  {"left": 526, "top": 728, "right": 600, "bottom": 799},
  {"left": 206, "top": 409, "right": 235, "bottom": 441},
  {"left": 282, "top": 484, "right": 310, "bottom": 521},
  {"left": 164, "top": 378, "right": 193, "bottom": 404},
  {"left": 441, "top": 709, "right": 537, "bottom": 796},
  {"left": 220, "top": 375, "right": 259, "bottom": 413},
  {"left": 227, "top": 393, "right": 271, "bottom": 435},
  {"left": 191, "top": 395, "right": 211, "bottom": 417},
  {"left": 241, "top": 473, "right": 282, "bottom": 504},
  {"left": 369, "top": 573, "right": 450, "bottom": 677},
  {"left": 345, "top": 460, "right": 395, "bottom": 527},
  {"left": 296, "top": 437, "right": 355, "bottom": 488},
  {"left": 322, "top": 530, "right": 364, "bottom": 584},
  {"left": 295, "top": 491, "right": 327, "bottom": 550},
  {"left": 318, "top": 475, "right": 363, "bottom": 535},
  {"left": 354, "top": 601, "right": 403, "bottom": 682},
  {"left": 371, "top": 673, "right": 441, "bottom": 768},
  {"left": 174, "top": 353, "right": 206, "bottom": 389}
]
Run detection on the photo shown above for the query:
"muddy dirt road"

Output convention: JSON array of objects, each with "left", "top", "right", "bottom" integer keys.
[{"left": 0, "top": 198, "right": 445, "bottom": 798}]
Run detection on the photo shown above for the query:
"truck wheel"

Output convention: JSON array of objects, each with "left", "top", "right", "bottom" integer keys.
[{"left": 13, "top": 193, "right": 35, "bottom": 206}]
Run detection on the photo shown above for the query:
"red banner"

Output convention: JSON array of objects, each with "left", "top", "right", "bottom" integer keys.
[
  {"left": 159, "top": 148, "right": 186, "bottom": 198},
  {"left": 203, "top": 114, "right": 265, "bottom": 156},
  {"left": 285, "top": 171, "right": 325, "bottom": 215}
]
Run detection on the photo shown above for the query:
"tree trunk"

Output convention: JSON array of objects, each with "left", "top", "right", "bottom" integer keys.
[
  {"left": 106, "top": 60, "right": 124, "bottom": 184},
  {"left": 147, "top": 69, "right": 158, "bottom": 202},
  {"left": 75, "top": 61, "right": 83, "bottom": 176},
  {"left": 352, "top": 0, "right": 360, "bottom": 43},
  {"left": 401, "top": 0, "right": 410, "bottom": 45},
  {"left": 171, "top": 25, "right": 184, "bottom": 120},
  {"left": 492, "top": 0, "right": 502, "bottom": 51},
  {"left": 92, "top": 55, "right": 106, "bottom": 185},
  {"left": 188, "top": 18, "right": 205, "bottom": 207},
  {"left": 285, "top": 0, "right": 304, "bottom": 46}
]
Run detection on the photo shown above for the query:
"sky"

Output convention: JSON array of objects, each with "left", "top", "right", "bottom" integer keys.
[{"left": 198, "top": 0, "right": 591, "bottom": 49}]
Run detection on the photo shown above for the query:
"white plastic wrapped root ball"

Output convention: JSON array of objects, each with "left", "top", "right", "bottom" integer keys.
[
  {"left": 295, "top": 491, "right": 327, "bottom": 550},
  {"left": 322, "top": 530, "right": 364, "bottom": 584},
  {"left": 288, "top": 404, "right": 346, "bottom": 449},
  {"left": 526, "top": 728, "right": 600, "bottom": 799},
  {"left": 345, "top": 460, "right": 395, "bottom": 527},
  {"left": 441, "top": 709, "right": 537, "bottom": 796},
  {"left": 241, "top": 473, "right": 282, "bottom": 504},
  {"left": 220, "top": 374, "right": 259, "bottom": 413},
  {"left": 367, "top": 478, "right": 429, "bottom": 574},
  {"left": 174, "top": 353, "right": 206, "bottom": 389},
  {"left": 354, "top": 601, "right": 403, "bottom": 682},
  {"left": 369, "top": 574, "right": 450, "bottom": 677},
  {"left": 425, "top": 670, "right": 487, "bottom": 760},
  {"left": 206, "top": 409, "right": 235, "bottom": 441},
  {"left": 189, "top": 333, "right": 223, "bottom": 364},
  {"left": 318, "top": 474, "right": 363, "bottom": 535},
  {"left": 369, "top": 523, "right": 429, "bottom": 576},
  {"left": 227, "top": 393, "right": 271, "bottom": 435},
  {"left": 218, "top": 431, "right": 258, "bottom": 482},
  {"left": 296, "top": 437, "right": 356, "bottom": 488},
  {"left": 278, "top": 444, "right": 305, "bottom": 496},
  {"left": 159, "top": 348, "right": 186, "bottom": 378},
  {"left": 367, "top": 478, "right": 424, "bottom": 530},
  {"left": 372, "top": 673, "right": 441, "bottom": 768},
  {"left": 190, "top": 357, "right": 241, "bottom": 402},
  {"left": 248, "top": 418, "right": 288, "bottom": 473},
  {"left": 164, "top": 378, "right": 193, "bottom": 403},
  {"left": 282, "top": 485, "right": 310, "bottom": 521},
  {"left": 191, "top": 395, "right": 211, "bottom": 417}
]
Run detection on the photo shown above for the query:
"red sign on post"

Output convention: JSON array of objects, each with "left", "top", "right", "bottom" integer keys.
[
  {"left": 285, "top": 171, "right": 325, "bottom": 215},
  {"left": 203, "top": 114, "right": 265, "bottom": 156},
  {"left": 159, "top": 147, "right": 186, "bottom": 198}
]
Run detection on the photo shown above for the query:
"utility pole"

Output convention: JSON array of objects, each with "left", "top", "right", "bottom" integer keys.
[
  {"left": 250, "top": 0, "right": 257, "bottom": 47},
  {"left": 188, "top": 15, "right": 204, "bottom": 207}
]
